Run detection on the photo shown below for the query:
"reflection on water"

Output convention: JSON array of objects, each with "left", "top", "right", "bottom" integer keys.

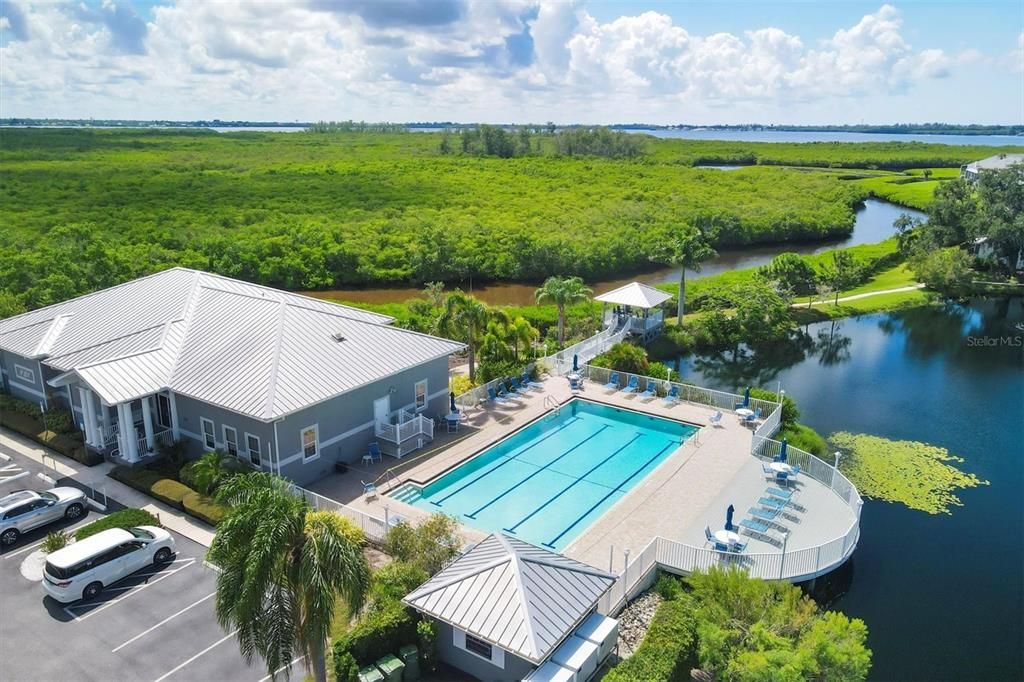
[
  {"left": 672, "top": 299, "right": 1024, "bottom": 681},
  {"left": 306, "top": 199, "right": 926, "bottom": 306}
]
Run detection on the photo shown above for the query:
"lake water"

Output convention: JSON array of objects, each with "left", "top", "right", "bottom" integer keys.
[
  {"left": 635, "top": 128, "right": 1024, "bottom": 146},
  {"left": 667, "top": 299, "right": 1024, "bottom": 681},
  {"left": 305, "top": 199, "right": 925, "bottom": 306}
]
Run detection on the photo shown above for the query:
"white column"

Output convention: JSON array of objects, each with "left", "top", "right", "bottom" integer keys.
[
  {"left": 141, "top": 396, "right": 156, "bottom": 453},
  {"left": 99, "top": 402, "right": 111, "bottom": 446},
  {"left": 168, "top": 392, "right": 180, "bottom": 441},
  {"left": 118, "top": 402, "right": 139, "bottom": 462},
  {"left": 78, "top": 387, "right": 97, "bottom": 446}
]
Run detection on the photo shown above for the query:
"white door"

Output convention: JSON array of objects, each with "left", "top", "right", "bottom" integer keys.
[{"left": 373, "top": 396, "right": 390, "bottom": 424}]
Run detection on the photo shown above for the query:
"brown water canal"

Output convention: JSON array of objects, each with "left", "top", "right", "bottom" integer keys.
[{"left": 304, "top": 199, "right": 925, "bottom": 306}]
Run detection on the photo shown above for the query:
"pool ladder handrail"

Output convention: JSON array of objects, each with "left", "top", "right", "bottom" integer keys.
[{"left": 543, "top": 395, "right": 561, "bottom": 414}]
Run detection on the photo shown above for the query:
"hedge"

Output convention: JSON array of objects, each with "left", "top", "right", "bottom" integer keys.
[
  {"left": 603, "top": 600, "right": 698, "bottom": 682},
  {"left": 182, "top": 491, "right": 228, "bottom": 525},
  {"left": 75, "top": 508, "right": 159, "bottom": 541},
  {"left": 109, "top": 465, "right": 228, "bottom": 526},
  {"left": 333, "top": 602, "right": 419, "bottom": 671},
  {"left": 0, "top": 408, "right": 102, "bottom": 466}
]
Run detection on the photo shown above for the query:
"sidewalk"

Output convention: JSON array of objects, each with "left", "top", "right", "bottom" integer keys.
[{"left": 0, "top": 427, "right": 215, "bottom": 547}]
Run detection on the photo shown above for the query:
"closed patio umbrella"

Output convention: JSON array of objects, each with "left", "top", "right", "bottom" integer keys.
[
  {"left": 742, "top": 387, "right": 750, "bottom": 408},
  {"left": 572, "top": 354, "right": 579, "bottom": 372},
  {"left": 778, "top": 439, "right": 788, "bottom": 462},
  {"left": 725, "top": 504, "right": 735, "bottom": 532},
  {"left": 450, "top": 392, "right": 457, "bottom": 413}
]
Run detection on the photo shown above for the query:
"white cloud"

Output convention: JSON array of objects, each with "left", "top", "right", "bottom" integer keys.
[{"left": 0, "top": 1, "right": 1009, "bottom": 122}]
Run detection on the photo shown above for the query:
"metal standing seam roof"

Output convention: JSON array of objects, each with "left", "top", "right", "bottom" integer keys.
[
  {"left": 965, "top": 153, "right": 1024, "bottom": 172},
  {"left": 403, "top": 534, "right": 616, "bottom": 664},
  {"left": 594, "top": 281, "right": 673, "bottom": 309},
  {"left": 1, "top": 268, "right": 465, "bottom": 419}
]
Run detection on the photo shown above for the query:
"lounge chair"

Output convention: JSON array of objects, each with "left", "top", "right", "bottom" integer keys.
[
  {"left": 764, "top": 487, "right": 795, "bottom": 500},
  {"left": 762, "top": 463, "right": 775, "bottom": 481},
  {"left": 748, "top": 506, "right": 780, "bottom": 522},
  {"left": 739, "top": 518, "right": 770, "bottom": 535},
  {"left": 487, "top": 387, "right": 509, "bottom": 404},
  {"left": 503, "top": 379, "right": 521, "bottom": 396},
  {"left": 620, "top": 376, "right": 640, "bottom": 393},
  {"left": 361, "top": 481, "right": 378, "bottom": 500},
  {"left": 758, "top": 496, "right": 787, "bottom": 510},
  {"left": 709, "top": 410, "right": 723, "bottom": 427},
  {"left": 603, "top": 372, "right": 620, "bottom": 391},
  {"left": 521, "top": 372, "right": 541, "bottom": 390},
  {"left": 510, "top": 377, "right": 525, "bottom": 393},
  {"left": 663, "top": 385, "right": 679, "bottom": 405},
  {"left": 639, "top": 381, "right": 657, "bottom": 400}
]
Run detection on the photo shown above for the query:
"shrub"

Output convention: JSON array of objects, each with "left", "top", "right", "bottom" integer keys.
[
  {"left": 109, "top": 465, "right": 164, "bottom": 492},
  {"left": 182, "top": 491, "right": 228, "bottom": 526},
  {"left": 590, "top": 341, "right": 649, "bottom": 375},
  {"left": 604, "top": 599, "right": 697, "bottom": 682},
  {"left": 41, "top": 530, "right": 71, "bottom": 553},
  {"left": 781, "top": 423, "right": 829, "bottom": 457},
  {"left": 332, "top": 601, "right": 419, "bottom": 669},
  {"left": 0, "top": 405, "right": 102, "bottom": 466},
  {"left": 449, "top": 374, "right": 474, "bottom": 396},
  {"left": 655, "top": 572, "right": 684, "bottom": 601},
  {"left": 42, "top": 408, "right": 77, "bottom": 435},
  {"left": 149, "top": 479, "right": 192, "bottom": 509},
  {"left": 749, "top": 388, "right": 799, "bottom": 427},
  {"left": 75, "top": 508, "right": 158, "bottom": 541},
  {"left": 476, "top": 359, "right": 523, "bottom": 384},
  {"left": 368, "top": 561, "right": 428, "bottom": 609},
  {"left": 417, "top": 618, "right": 438, "bottom": 673},
  {"left": 383, "top": 513, "right": 462, "bottom": 575},
  {"left": 334, "top": 652, "right": 359, "bottom": 682},
  {"left": 0, "top": 394, "right": 41, "bottom": 417}
]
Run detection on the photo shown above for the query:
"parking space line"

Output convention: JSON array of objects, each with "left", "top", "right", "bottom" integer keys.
[
  {"left": 112, "top": 592, "right": 216, "bottom": 653},
  {"left": 151, "top": 629, "right": 238, "bottom": 682},
  {"left": 63, "top": 558, "right": 196, "bottom": 622},
  {"left": 2, "top": 517, "right": 96, "bottom": 559},
  {"left": 259, "top": 655, "right": 304, "bottom": 682},
  {"left": 0, "top": 471, "right": 29, "bottom": 485}
]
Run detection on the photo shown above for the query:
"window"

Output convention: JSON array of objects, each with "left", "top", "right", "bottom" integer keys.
[
  {"left": 414, "top": 379, "right": 428, "bottom": 412},
  {"left": 156, "top": 394, "right": 172, "bottom": 429},
  {"left": 301, "top": 425, "right": 319, "bottom": 461},
  {"left": 3, "top": 505, "right": 32, "bottom": 520},
  {"left": 464, "top": 634, "right": 493, "bottom": 660},
  {"left": 223, "top": 426, "right": 238, "bottom": 458},
  {"left": 245, "top": 433, "right": 261, "bottom": 466},
  {"left": 200, "top": 418, "right": 216, "bottom": 450}
]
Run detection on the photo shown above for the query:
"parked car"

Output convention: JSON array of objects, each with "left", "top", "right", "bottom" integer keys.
[
  {"left": 42, "top": 526, "right": 176, "bottom": 603},
  {"left": 0, "top": 487, "right": 89, "bottom": 546}
]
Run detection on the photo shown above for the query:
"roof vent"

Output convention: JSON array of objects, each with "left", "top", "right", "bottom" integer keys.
[{"left": 331, "top": 332, "right": 346, "bottom": 343}]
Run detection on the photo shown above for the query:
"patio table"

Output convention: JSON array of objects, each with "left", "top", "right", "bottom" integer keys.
[
  {"left": 714, "top": 530, "right": 742, "bottom": 546},
  {"left": 735, "top": 408, "right": 754, "bottom": 418},
  {"left": 769, "top": 462, "right": 793, "bottom": 474}
]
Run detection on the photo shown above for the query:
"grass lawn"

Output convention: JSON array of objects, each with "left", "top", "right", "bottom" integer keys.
[
  {"left": 839, "top": 263, "right": 918, "bottom": 296},
  {"left": 851, "top": 169, "right": 950, "bottom": 210},
  {"left": 792, "top": 288, "right": 932, "bottom": 323}
]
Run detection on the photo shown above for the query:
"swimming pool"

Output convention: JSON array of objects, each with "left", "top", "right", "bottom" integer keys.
[{"left": 391, "top": 399, "right": 698, "bottom": 551}]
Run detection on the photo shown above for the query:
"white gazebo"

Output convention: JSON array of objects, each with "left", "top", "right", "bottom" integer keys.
[{"left": 594, "top": 282, "right": 672, "bottom": 342}]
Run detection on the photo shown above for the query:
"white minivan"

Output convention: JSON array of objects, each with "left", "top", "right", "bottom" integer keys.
[{"left": 42, "top": 526, "right": 176, "bottom": 603}]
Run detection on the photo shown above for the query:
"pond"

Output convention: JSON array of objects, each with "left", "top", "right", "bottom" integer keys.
[
  {"left": 667, "top": 299, "right": 1024, "bottom": 681},
  {"left": 306, "top": 198, "right": 925, "bottom": 307}
]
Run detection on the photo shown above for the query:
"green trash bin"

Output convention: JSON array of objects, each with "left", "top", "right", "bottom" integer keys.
[
  {"left": 399, "top": 644, "right": 420, "bottom": 681},
  {"left": 375, "top": 654, "right": 405, "bottom": 682},
  {"left": 358, "top": 665, "right": 384, "bottom": 682}
]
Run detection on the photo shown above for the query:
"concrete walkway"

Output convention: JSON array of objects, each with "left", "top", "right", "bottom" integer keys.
[
  {"left": 798, "top": 283, "right": 925, "bottom": 307},
  {"left": 0, "top": 427, "right": 215, "bottom": 547}
]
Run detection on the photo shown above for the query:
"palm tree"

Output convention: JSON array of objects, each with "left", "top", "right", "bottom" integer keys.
[
  {"left": 651, "top": 222, "right": 718, "bottom": 324},
  {"left": 508, "top": 316, "right": 539, "bottom": 361},
  {"left": 210, "top": 473, "right": 370, "bottom": 682},
  {"left": 535, "top": 276, "right": 593, "bottom": 346},
  {"left": 436, "top": 291, "right": 491, "bottom": 382}
]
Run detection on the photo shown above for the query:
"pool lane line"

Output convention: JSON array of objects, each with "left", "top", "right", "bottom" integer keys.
[
  {"left": 503, "top": 432, "right": 644, "bottom": 535},
  {"left": 465, "top": 425, "right": 611, "bottom": 519},
  {"left": 430, "top": 417, "right": 582, "bottom": 506},
  {"left": 542, "top": 439, "right": 679, "bottom": 549}
]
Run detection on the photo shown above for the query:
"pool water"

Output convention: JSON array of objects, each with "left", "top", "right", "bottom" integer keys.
[{"left": 392, "top": 399, "right": 698, "bottom": 551}]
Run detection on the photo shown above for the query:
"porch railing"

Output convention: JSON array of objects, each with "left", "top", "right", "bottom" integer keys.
[
  {"left": 375, "top": 415, "right": 434, "bottom": 445},
  {"left": 544, "top": 326, "right": 629, "bottom": 376}
]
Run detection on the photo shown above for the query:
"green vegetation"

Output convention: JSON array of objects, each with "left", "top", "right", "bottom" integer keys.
[
  {"left": 607, "top": 568, "right": 871, "bottom": 682},
  {"left": 0, "top": 394, "right": 102, "bottom": 466},
  {"left": 179, "top": 450, "right": 248, "bottom": 495},
  {"left": 41, "top": 530, "right": 71, "bottom": 553},
  {"left": 211, "top": 472, "right": 371, "bottom": 682},
  {"left": 75, "top": 508, "right": 159, "bottom": 541},
  {"left": 650, "top": 221, "right": 718, "bottom": 323},
  {"left": 535, "top": 275, "right": 593, "bottom": 345},
  {"left": 831, "top": 432, "right": 989, "bottom": 514},
  {"left": 382, "top": 513, "right": 462, "bottom": 575},
  {"left": 2, "top": 128, "right": 940, "bottom": 312},
  {"left": 852, "top": 175, "right": 943, "bottom": 209}
]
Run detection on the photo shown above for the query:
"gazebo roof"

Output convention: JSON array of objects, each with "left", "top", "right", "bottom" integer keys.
[{"left": 594, "top": 282, "right": 672, "bottom": 309}]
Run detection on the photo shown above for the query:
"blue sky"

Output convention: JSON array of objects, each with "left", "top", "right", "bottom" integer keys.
[{"left": 1, "top": 1, "right": 1021, "bottom": 124}]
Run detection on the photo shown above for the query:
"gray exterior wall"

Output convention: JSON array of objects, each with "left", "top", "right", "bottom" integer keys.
[
  {"left": 435, "top": 621, "right": 536, "bottom": 682},
  {"left": 172, "top": 393, "right": 277, "bottom": 469},
  {"left": 0, "top": 349, "right": 49, "bottom": 406},
  {"left": 274, "top": 356, "right": 451, "bottom": 486}
]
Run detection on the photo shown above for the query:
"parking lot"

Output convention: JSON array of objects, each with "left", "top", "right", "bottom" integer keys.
[{"left": 0, "top": 447, "right": 297, "bottom": 682}]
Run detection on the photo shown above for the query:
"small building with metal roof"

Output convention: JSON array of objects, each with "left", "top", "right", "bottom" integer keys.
[
  {"left": 403, "top": 533, "right": 616, "bottom": 681},
  {"left": 961, "top": 153, "right": 1024, "bottom": 183},
  {"left": 0, "top": 268, "right": 465, "bottom": 484},
  {"left": 594, "top": 282, "right": 673, "bottom": 342}
]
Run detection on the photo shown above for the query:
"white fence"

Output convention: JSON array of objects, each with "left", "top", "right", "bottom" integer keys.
[
  {"left": 287, "top": 483, "right": 389, "bottom": 542},
  {"left": 545, "top": 326, "right": 629, "bottom": 376},
  {"left": 376, "top": 414, "right": 434, "bottom": 445}
]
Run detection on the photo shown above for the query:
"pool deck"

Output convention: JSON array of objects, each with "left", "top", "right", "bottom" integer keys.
[{"left": 306, "top": 374, "right": 855, "bottom": 574}]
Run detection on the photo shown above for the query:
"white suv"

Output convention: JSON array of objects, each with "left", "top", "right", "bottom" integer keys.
[
  {"left": 42, "top": 526, "right": 176, "bottom": 603},
  {"left": 0, "top": 488, "right": 88, "bottom": 546}
]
